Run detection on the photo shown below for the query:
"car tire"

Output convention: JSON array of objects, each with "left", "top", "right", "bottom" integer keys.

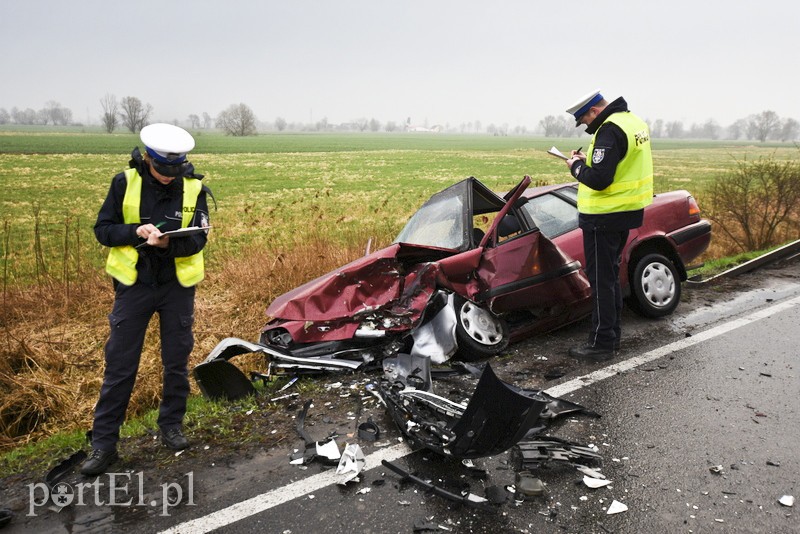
[
  {"left": 453, "top": 296, "right": 509, "bottom": 361},
  {"left": 629, "top": 253, "right": 681, "bottom": 318}
]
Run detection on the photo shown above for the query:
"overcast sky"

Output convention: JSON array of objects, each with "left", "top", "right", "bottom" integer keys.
[{"left": 2, "top": 0, "right": 799, "bottom": 129}]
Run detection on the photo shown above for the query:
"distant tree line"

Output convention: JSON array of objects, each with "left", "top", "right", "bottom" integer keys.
[
  {"left": 537, "top": 110, "right": 800, "bottom": 142},
  {"left": 1, "top": 98, "right": 798, "bottom": 141},
  {"left": 0, "top": 101, "right": 72, "bottom": 126}
]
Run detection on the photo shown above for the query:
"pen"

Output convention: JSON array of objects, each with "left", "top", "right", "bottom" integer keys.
[
  {"left": 136, "top": 222, "right": 166, "bottom": 248},
  {"left": 575, "top": 147, "right": 582, "bottom": 154}
]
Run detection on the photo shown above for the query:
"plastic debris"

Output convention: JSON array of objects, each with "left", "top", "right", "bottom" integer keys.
[
  {"left": 336, "top": 443, "right": 366, "bottom": 484},
  {"left": 779, "top": 495, "right": 794, "bottom": 507},
  {"left": 270, "top": 392, "right": 300, "bottom": 402},
  {"left": 576, "top": 466, "right": 606, "bottom": 479},
  {"left": 709, "top": 465, "right": 724, "bottom": 474},
  {"left": 278, "top": 376, "right": 299, "bottom": 392},
  {"left": 316, "top": 438, "right": 341, "bottom": 462},
  {"left": 583, "top": 476, "right": 612, "bottom": 489},
  {"left": 606, "top": 500, "right": 628, "bottom": 515}
]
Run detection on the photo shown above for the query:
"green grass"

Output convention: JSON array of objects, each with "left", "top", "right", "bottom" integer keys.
[
  {"left": 0, "top": 374, "right": 317, "bottom": 476},
  {"left": 688, "top": 245, "right": 790, "bottom": 279},
  {"left": 3, "top": 130, "right": 799, "bottom": 287}
]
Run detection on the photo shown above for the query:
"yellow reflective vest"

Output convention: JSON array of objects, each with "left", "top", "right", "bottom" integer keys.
[
  {"left": 578, "top": 111, "right": 653, "bottom": 214},
  {"left": 105, "top": 168, "right": 204, "bottom": 287}
]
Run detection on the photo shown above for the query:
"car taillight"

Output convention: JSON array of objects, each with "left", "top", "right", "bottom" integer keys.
[{"left": 687, "top": 196, "right": 701, "bottom": 218}]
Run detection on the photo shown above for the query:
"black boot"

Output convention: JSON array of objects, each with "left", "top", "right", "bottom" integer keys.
[
  {"left": 161, "top": 428, "right": 190, "bottom": 450},
  {"left": 80, "top": 449, "right": 119, "bottom": 476},
  {"left": 568, "top": 344, "right": 615, "bottom": 362}
]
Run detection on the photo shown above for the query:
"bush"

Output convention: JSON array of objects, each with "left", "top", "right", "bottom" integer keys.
[{"left": 704, "top": 152, "right": 800, "bottom": 253}]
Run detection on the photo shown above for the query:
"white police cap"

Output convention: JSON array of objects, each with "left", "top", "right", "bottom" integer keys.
[
  {"left": 140, "top": 123, "right": 195, "bottom": 164},
  {"left": 566, "top": 88, "right": 603, "bottom": 125}
]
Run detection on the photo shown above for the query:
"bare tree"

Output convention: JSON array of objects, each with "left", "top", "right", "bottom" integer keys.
[
  {"left": 726, "top": 119, "right": 748, "bottom": 140},
  {"left": 274, "top": 117, "right": 287, "bottom": 131},
  {"left": 41, "top": 101, "right": 71, "bottom": 125},
  {"left": 216, "top": 103, "right": 258, "bottom": 136},
  {"left": 12, "top": 107, "right": 37, "bottom": 125},
  {"left": 779, "top": 118, "right": 799, "bottom": 142},
  {"left": 369, "top": 118, "right": 381, "bottom": 132},
  {"left": 649, "top": 119, "right": 664, "bottom": 138},
  {"left": 0, "top": 108, "right": 9, "bottom": 125},
  {"left": 538, "top": 115, "right": 562, "bottom": 137},
  {"left": 538, "top": 115, "right": 573, "bottom": 137},
  {"left": 100, "top": 94, "right": 119, "bottom": 133},
  {"left": 665, "top": 121, "right": 684, "bottom": 139},
  {"left": 751, "top": 110, "right": 781, "bottom": 142},
  {"left": 119, "top": 96, "right": 153, "bottom": 133},
  {"left": 354, "top": 118, "right": 369, "bottom": 132},
  {"left": 188, "top": 114, "right": 200, "bottom": 129},
  {"left": 202, "top": 112, "right": 212, "bottom": 129}
]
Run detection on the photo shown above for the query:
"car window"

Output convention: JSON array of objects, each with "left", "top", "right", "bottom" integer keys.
[
  {"left": 394, "top": 194, "right": 466, "bottom": 249},
  {"left": 521, "top": 193, "right": 578, "bottom": 239}
]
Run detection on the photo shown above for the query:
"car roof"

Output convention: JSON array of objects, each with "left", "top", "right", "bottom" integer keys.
[{"left": 518, "top": 182, "right": 578, "bottom": 199}]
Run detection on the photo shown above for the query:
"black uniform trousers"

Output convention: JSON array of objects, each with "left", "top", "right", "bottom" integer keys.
[
  {"left": 582, "top": 226, "right": 629, "bottom": 350},
  {"left": 91, "top": 280, "right": 195, "bottom": 452}
]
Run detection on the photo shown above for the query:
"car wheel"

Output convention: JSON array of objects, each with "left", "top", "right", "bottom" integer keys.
[
  {"left": 630, "top": 253, "right": 681, "bottom": 318},
  {"left": 454, "top": 296, "right": 509, "bottom": 361}
]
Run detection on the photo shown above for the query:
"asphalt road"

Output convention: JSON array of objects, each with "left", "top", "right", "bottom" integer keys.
[{"left": 5, "top": 260, "right": 799, "bottom": 533}]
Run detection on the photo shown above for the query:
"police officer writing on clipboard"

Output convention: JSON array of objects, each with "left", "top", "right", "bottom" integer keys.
[
  {"left": 563, "top": 89, "right": 653, "bottom": 362},
  {"left": 82, "top": 123, "right": 212, "bottom": 476}
]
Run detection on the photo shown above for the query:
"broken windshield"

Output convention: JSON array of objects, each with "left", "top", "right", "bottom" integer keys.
[{"left": 394, "top": 188, "right": 467, "bottom": 250}]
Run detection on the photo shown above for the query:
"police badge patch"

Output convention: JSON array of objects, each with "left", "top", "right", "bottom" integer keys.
[{"left": 592, "top": 148, "right": 605, "bottom": 164}]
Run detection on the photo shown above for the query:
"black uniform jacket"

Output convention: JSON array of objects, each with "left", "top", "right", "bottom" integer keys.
[
  {"left": 569, "top": 97, "right": 645, "bottom": 232},
  {"left": 95, "top": 149, "right": 211, "bottom": 287}
]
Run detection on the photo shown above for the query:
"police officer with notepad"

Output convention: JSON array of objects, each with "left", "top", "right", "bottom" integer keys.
[
  {"left": 563, "top": 90, "right": 653, "bottom": 363},
  {"left": 82, "top": 123, "right": 212, "bottom": 476}
]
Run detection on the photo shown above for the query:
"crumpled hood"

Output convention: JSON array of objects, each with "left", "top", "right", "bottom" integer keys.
[{"left": 266, "top": 243, "right": 439, "bottom": 323}]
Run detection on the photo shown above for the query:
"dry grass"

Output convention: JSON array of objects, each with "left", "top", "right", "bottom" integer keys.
[{"left": 0, "top": 225, "right": 394, "bottom": 452}]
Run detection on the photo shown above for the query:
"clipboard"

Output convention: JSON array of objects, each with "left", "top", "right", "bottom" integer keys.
[
  {"left": 547, "top": 146, "right": 569, "bottom": 160},
  {"left": 160, "top": 226, "right": 211, "bottom": 237},
  {"left": 135, "top": 226, "right": 211, "bottom": 248}
]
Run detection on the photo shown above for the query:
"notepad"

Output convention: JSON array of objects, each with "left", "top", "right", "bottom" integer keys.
[
  {"left": 547, "top": 146, "right": 568, "bottom": 160},
  {"left": 160, "top": 226, "right": 211, "bottom": 237}
]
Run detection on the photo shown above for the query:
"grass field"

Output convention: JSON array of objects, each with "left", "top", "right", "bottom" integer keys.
[
  {"left": 1, "top": 128, "right": 799, "bottom": 454},
  {"left": 3, "top": 129, "right": 799, "bottom": 286}
]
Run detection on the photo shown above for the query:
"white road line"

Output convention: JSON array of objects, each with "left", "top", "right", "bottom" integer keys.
[
  {"left": 546, "top": 293, "right": 800, "bottom": 398},
  {"left": 158, "top": 443, "right": 411, "bottom": 534},
  {"left": 159, "top": 292, "right": 800, "bottom": 534}
]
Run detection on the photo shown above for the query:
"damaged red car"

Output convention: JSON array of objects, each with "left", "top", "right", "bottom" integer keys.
[{"left": 237, "top": 174, "right": 710, "bottom": 371}]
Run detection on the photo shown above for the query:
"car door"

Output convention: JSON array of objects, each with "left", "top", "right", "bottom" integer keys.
[
  {"left": 520, "top": 185, "right": 583, "bottom": 264},
  {"left": 472, "top": 179, "right": 592, "bottom": 319}
]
